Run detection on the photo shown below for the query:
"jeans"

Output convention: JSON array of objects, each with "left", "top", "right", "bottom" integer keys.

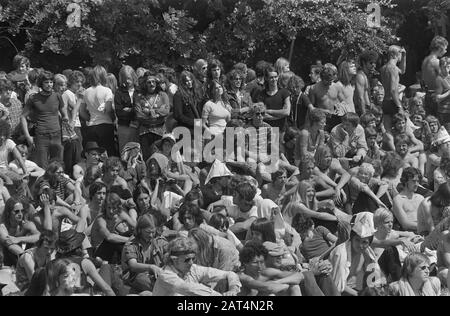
[
  {"left": 63, "top": 138, "right": 82, "bottom": 175},
  {"left": 34, "top": 131, "right": 63, "bottom": 169},
  {"left": 85, "top": 124, "right": 118, "bottom": 157}
]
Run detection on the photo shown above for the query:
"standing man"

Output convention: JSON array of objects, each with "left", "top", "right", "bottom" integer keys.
[
  {"left": 380, "top": 45, "right": 406, "bottom": 132},
  {"left": 355, "top": 50, "right": 379, "bottom": 115},
  {"left": 21, "top": 71, "right": 68, "bottom": 168},
  {"left": 422, "top": 36, "right": 448, "bottom": 116}
]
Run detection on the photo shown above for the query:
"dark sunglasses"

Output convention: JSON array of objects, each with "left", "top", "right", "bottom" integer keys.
[{"left": 184, "top": 256, "right": 196, "bottom": 263}]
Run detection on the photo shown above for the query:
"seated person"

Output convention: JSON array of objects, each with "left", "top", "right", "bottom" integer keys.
[
  {"left": 394, "top": 134, "right": 419, "bottom": 169},
  {"left": 294, "top": 109, "right": 327, "bottom": 165},
  {"left": 437, "top": 228, "right": 450, "bottom": 290},
  {"left": 8, "top": 144, "right": 44, "bottom": 178},
  {"left": 372, "top": 208, "right": 423, "bottom": 283},
  {"left": 261, "top": 168, "right": 288, "bottom": 203},
  {"left": 381, "top": 152, "right": 404, "bottom": 200},
  {"left": 330, "top": 112, "right": 368, "bottom": 167},
  {"left": 329, "top": 212, "right": 381, "bottom": 296},
  {"left": 346, "top": 163, "right": 388, "bottom": 214},
  {"left": 73, "top": 142, "right": 105, "bottom": 181},
  {"left": 208, "top": 182, "right": 259, "bottom": 239},
  {"left": 15, "top": 230, "right": 56, "bottom": 292},
  {"left": 292, "top": 213, "right": 337, "bottom": 262},
  {"left": 153, "top": 236, "right": 241, "bottom": 296},
  {"left": 364, "top": 127, "right": 385, "bottom": 162},
  {"left": 433, "top": 155, "right": 450, "bottom": 192},
  {"left": 121, "top": 213, "right": 163, "bottom": 294},
  {"left": 285, "top": 157, "right": 337, "bottom": 203},
  {"left": 386, "top": 113, "right": 425, "bottom": 176},
  {"left": 238, "top": 241, "right": 297, "bottom": 296},
  {"left": 392, "top": 167, "right": 425, "bottom": 232},
  {"left": 34, "top": 161, "right": 83, "bottom": 210},
  {"left": 101, "top": 157, "right": 130, "bottom": 191},
  {"left": 417, "top": 182, "right": 450, "bottom": 236},
  {"left": 282, "top": 181, "right": 345, "bottom": 228},
  {"left": 389, "top": 253, "right": 441, "bottom": 296},
  {"left": 313, "top": 145, "right": 351, "bottom": 205},
  {"left": 32, "top": 188, "right": 82, "bottom": 234},
  {"left": 0, "top": 197, "right": 40, "bottom": 266},
  {"left": 91, "top": 192, "right": 136, "bottom": 264}
]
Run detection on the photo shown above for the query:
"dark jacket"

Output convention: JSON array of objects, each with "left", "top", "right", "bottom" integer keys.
[
  {"left": 114, "top": 87, "right": 135, "bottom": 126},
  {"left": 173, "top": 91, "right": 202, "bottom": 129}
]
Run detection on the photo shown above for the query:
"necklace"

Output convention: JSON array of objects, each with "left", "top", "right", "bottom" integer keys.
[{"left": 145, "top": 93, "right": 159, "bottom": 109}]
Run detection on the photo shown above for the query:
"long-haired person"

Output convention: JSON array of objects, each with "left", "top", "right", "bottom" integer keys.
[
  {"left": 134, "top": 71, "right": 170, "bottom": 161},
  {"left": 115, "top": 65, "right": 139, "bottom": 152},
  {"left": 173, "top": 71, "right": 201, "bottom": 129},
  {"left": 80, "top": 65, "right": 117, "bottom": 156}
]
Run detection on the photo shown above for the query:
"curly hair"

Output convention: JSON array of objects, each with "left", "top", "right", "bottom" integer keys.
[
  {"left": 3, "top": 196, "right": 30, "bottom": 228},
  {"left": 239, "top": 241, "right": 268, "bottom": 265},
  {"left": 400, "top": 167, "right": 422, "bottom": 185},
  {"left": 37, "top": 71, "right": 54, "bottom": 88}
]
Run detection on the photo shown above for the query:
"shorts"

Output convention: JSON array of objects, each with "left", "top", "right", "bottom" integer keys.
[{"left": 382, "top": 99, "right": 400, "bottom": 116}]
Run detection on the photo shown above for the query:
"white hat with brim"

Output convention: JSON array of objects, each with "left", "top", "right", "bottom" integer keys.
[
  {"left": 432, "top": 126, "right": 450, "bottom": 147},
  {"left": 352, "top": 212, "right": 376, "bottom": 238},
  {"left": 205, "top": 159, "right": 233, "bottom": 185}
]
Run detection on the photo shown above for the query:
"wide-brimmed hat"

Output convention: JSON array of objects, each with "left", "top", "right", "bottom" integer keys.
[
  {"left": 82, "top": 142, "right": 106, "bottom": 158},
  {"left": 432, "top": 126, "right": 450, "bottom": 147},
  {"left": 351, "top": 212, "right": 376, "bottom": 238},
  {"left": 56, "top": 230, "right": 86, "bottom": 254}
]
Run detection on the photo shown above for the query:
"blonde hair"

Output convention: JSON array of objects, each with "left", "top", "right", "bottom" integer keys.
[
  {"left": 118, "top": 65, "right": 138, "bottom": 88},
  {"left": 388, "top": 45, "right": 402, "bottom": 59},
  {"left": 373, "top": 208, "right": 393, "bottom": 228},
  {"left": 358, "top": 163, "right": 375, "bottom": 178},
  {"left": 54, "top": 74, "right": 67, "bottom": 85},
  {"left": 275, "top": 57, "right": 289, "bottom": 75}
]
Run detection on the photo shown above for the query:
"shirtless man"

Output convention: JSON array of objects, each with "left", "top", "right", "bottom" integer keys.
[
  {"left": 238, "top": 242, "right": 292, "bottom": 296},
  {"left": 355, "top": 50, "right": 378, "bottom": 115},
  {"left": 392, "top": 167, "right": 424, "bottom": 232},
  {"left": 309, "top": 67, "right": 342, "bottom": 131},
  {"left": 380, "top": 45, "right": 406, "bottom": 132},
  {"left": 261, "top": 168, "right": 288, "bottom": 203},
  {"left": 422, "top": 36, "right": 448, "bottom": 116}
]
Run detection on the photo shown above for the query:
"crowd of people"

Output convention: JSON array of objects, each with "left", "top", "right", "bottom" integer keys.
[{"left": 1, "top": 35, "right": 450, "bottom": 296}]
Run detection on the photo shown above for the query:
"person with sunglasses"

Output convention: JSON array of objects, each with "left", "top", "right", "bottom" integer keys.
[
  {"left": 0, "top": 197, "right": 40, "bottom": 267},
  {"left": 153, "top": 236, "right": 241, "bottom": 296},
  {"left": 389, "top": 252, "right": 441, "bottom": 296}
]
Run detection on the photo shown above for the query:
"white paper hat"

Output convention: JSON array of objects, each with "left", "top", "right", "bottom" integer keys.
[
  {"left": 205, "top": 159, "right": 233, "bottom": 185},
  {"left": 352, "top": 212, "right": 376, "bottom": 238}
]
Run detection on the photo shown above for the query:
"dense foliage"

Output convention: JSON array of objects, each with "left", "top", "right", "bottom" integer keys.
[{"left": 0, "top": 0, "right": 446, "bottom": 76}]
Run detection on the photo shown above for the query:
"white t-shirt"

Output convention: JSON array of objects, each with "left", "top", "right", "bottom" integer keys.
[
  {"left": 0, "top": 139, "right": 16, "bottom": 169},
  {"left": 202, "top": 101, "right": 231, "bottom": 136},
  {"left": 62, "top": 89, "right": 81, "bottom": 127},
  {"left": 83, "top": 85, "right": 114, "bottom": 126}
]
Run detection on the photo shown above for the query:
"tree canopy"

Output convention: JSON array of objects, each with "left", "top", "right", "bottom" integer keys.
[{"left": 0, "top": 0, "right": 440, "bottom": 77}]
